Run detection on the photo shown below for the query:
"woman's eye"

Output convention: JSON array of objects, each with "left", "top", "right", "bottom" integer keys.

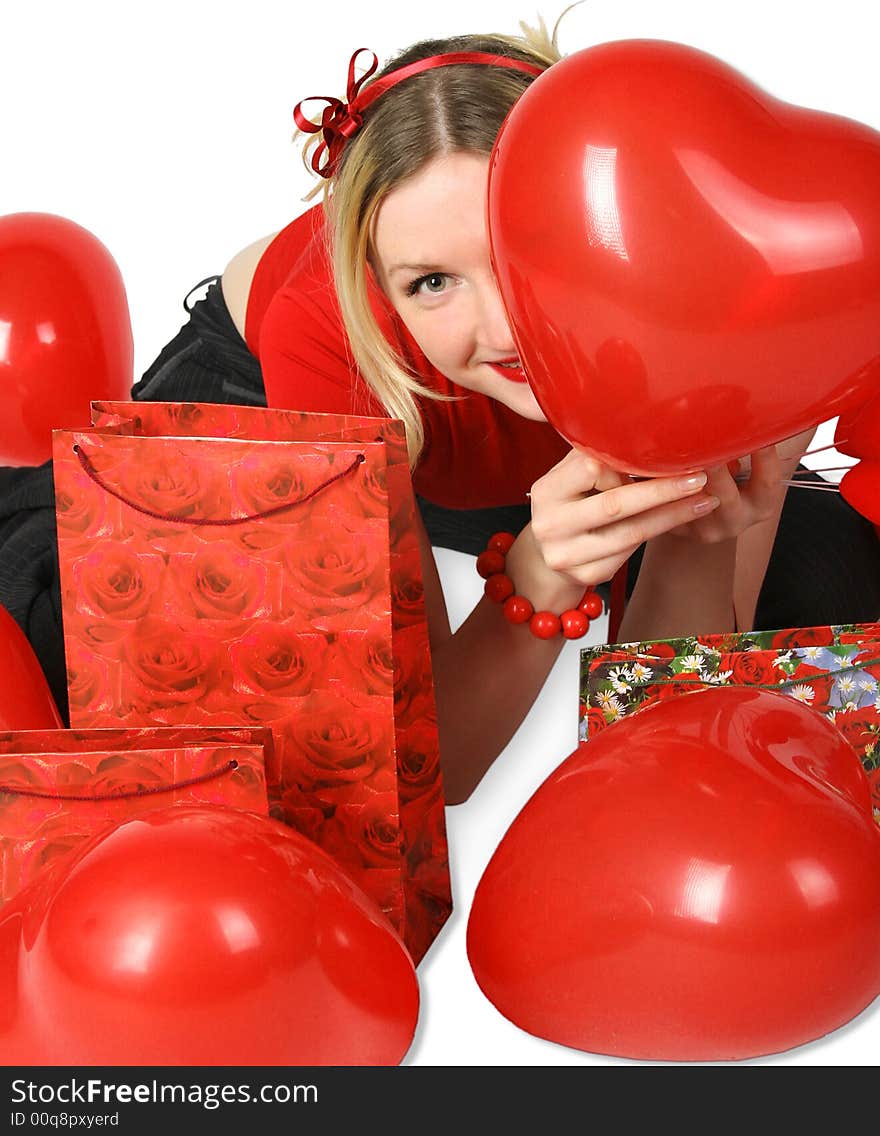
[{"left": 409, "top": 273, "right": 449, "bottom": 296}]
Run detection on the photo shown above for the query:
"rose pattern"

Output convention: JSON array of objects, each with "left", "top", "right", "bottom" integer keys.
[
  {"left": 771, "top": 625, "right": 837, "bottom": 650},
  {"left": 718, "top": 651, "right": 780, "bottom": 688},
  {"left": 231, "top": 450, "right": 366, "bottom": 521},
  {"left": 171, "top": 543, "right": 270, "bottom": 621},
  {"left": 232, "top": 696, "right": 308, "bottom": 727},
  {"left": 70, "top": 620, "right": 131, "bottom": 666},
  {"left": 397, "top": 718, "right": 443, "bottom": 803},
  {"left": 71, "top": 543, "right": 162, "bottom": 621},
  {"left": 161, "top": 402, "right": 208, "bottom": 434},
  {"left": 12, "top": 811, "right": 109, "bottom": 896},
  {"left": 402, "top": 786, "right": 447, "bottom": 862},
  {"left": 0, "top": 738, "right": 269, "bottom": 905},
  {"left": 640, "top": 641, "right": 677, "bottom": 661},
  {"left": 65, "top": 643, "right": 112, "bottom": 716},
  {"left": 54, "top": 476, "right": 108, "bottom": 537},
  {"left": 840, "top": 623, "right": 880, "bottom": 644},
  {"left": 0, "top": 758, "right": 58, "bottom": 843},
  {"left": 0, "top": 724, "right": 274, "bottom": 757},
  {"left": 279, "top": 780, "right": 327, "bottom": 844},
  {"left": 324, "top": 622, "right": 395, "bottom": 695},
  {"left": 402, "top": 817, "right": 454, "bottom": 956},
  {"left": 122, "top": 619, "right": 220, "bottom": 709},
  {"left": 281, "top": 514, "right": 388, "bottom": 619},
  {"left": 288, "top": 690, "right": 391, "bottom": 796},
  {"left": 834, "top": 708, "right": 880, "bottom": 757},
  {"left": 406, "top": 809, "right": 454, "bottom": 897},
  {"left": 120, "top": 443, "right": 221, "bottom": 521},
  {"left": 0, "top": 754, "right": 55, "bottom": 794},
  {"left": 347, "top": 456, "right": 390, "bottom": 519},
  {"left": 583, "top": 705, "right": 609, "bottom": 740},
  {"left": 316, "top": 791, "right": 402, "bottom": 870},
  {"left": 359, "top": 625, "right": 397, "bottom": 693},
  {"left": 224, "top": 523, "right": 292, "bottom": 554},
  {"left": 580, "top": 622, "right": 880, "bottom": 828},
  {"left": 390, "top": 549, "right": 427, "bottom": 629},
  {"left": 785, "top": 663, "right": 838, "bottom": 710},
  {"left": 230, "top": 626, "right": 329, "bottom": 696},
  {"left": 53, "top": 411, "right": 450, "bottom": 964},
  {"left": 694, "top": 631, "right": 742, "bottom": 652},
  {"left": 393, "top": 629, "right": 437, "bottom": 722}
]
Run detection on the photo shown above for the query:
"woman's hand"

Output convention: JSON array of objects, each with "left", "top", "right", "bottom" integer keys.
[
  {"left": 666, "top": 444, "right": 787, "bottom": 545},
  {"left": 668, "top": 423, "right": 817, "bottom": 545},
  {"left": 522, "top": 448, "right": 721, "bottom": 592}
]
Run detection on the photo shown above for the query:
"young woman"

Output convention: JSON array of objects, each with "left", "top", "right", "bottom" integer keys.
[
  {"left": 5, "top": 22, "right": 877, "bottom": 801},
  {"left": 129, "top": 21, "right": 880, "bottom": 801}
]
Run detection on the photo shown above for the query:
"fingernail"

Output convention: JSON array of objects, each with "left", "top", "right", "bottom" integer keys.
[
  {"left": 678, "top": 472, "right": 708, "bottom": 492},
  {"left": 692, "top": 495, "right": 721, "bottom": 515}
]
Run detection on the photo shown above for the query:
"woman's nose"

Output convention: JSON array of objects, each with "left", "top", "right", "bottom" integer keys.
[{"left": 477, "top": 281, "right": 517, "bottom": 352}]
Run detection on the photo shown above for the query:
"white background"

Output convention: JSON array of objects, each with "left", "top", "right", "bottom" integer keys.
[{"left": 3, "top": 0, "right": 879, "bottom": 1066}]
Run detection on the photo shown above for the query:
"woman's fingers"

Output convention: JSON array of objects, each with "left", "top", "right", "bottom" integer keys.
[
  {"left": 703, "top": 462, "right": 742, "bottom": 508},
  {"left": 721, "top": 445, "right": 783, "bottom": 510},
  {"left": 569, "top": 544, "right": 644, "bottom": 587},
  {"left": 668, "top": 447, "right": 787, "bottom": 543},
  {"left": 530, "top": 448, "right": 628, "bottom": 503},
  {"left": 537, "top": 488, "right": 721, "bottom": 576},
  {"left": 735, "top": 445, "right": 786, "bottom": 520},
  {"left": 743, "top": 444, "right": 783, "bottom": 489},
  {"left": 530, "top": 451, "right": 725, "bottom": 579},
  {"left": 536, "top": 468, "right": 712, "bottom": 539},
  {"left": 531, "top": 440, "right": 793, "bottom": 588}
]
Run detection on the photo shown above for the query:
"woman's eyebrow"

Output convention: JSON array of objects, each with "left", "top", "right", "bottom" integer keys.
[{"left": 386, "top": 262, "right": 444, "bottom": 275}]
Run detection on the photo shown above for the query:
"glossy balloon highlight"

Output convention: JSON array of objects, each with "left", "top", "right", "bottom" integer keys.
[
  {"left": 0, "top": 212, "right": 133, "bottom": 466},
  {"left": 488, "top": 41, "right": 880, "bottom": 474},
  {"left": 0, "top": 806, "right": 420, "bottom": 1065},
  {"left": 467, "top": 687, "right": 880, "bottom": 1061}
]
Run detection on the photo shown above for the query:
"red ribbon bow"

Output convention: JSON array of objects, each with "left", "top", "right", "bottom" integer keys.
[
  {"left": 293, "top": 48, "right": 545, "bottom": 179},
  {"left": 293, "top": 48, "right": 379, "bottom": 178}
]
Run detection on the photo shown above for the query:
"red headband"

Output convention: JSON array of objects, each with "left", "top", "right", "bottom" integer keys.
[{"left": 293, "top": 48, "right": 544, "bottom": 179}]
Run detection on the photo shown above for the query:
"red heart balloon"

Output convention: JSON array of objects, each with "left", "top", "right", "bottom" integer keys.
[
  {"left": 488, "top": 41, "right": 880, "bottom": 474},
  {"left": 0, "top": 213, "right": 133, "bottom": 466},
  {"left": 0, "top": 805, "right": 419, "bottom": 1065},
  {"left": 840, "top": 459, "right": 880, "bottom": 524},
  {"left": 467, "top": 686, "right": 880, "bottom": 1061},
  {"left": 835, "top": 386, "right": 880, "bottom": 458},
  {"left": 0, "top": 603, "right": 63, "bottom": 728}
]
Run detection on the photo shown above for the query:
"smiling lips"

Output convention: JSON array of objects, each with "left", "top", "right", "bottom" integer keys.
[{"left": 488, "top": 358, "right": 529, "bottom": 384}]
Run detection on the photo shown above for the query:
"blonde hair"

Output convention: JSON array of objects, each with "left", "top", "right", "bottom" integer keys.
[{"left": 297, "top": 17, "right": 564, "bottom": 466}]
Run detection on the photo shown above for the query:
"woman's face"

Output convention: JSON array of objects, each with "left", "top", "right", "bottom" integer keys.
[{"left": 371, "top": 150, "right": 547, "bottom": 421}]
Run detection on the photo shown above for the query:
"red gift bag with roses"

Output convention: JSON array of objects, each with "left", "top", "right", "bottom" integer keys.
[
  {"left": 0, "top": 724, "right": 273, "bottom": 906},
  {"left": 52, "top": 402, "right": 451, "bottom": 964}
]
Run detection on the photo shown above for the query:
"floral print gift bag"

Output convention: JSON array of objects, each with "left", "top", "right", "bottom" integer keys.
[
  {"left": 579, "top": 623, "right": 880, "bottom": 823},
  {"left": 52, "top": 402, "right": 452, "bottom": 965}
]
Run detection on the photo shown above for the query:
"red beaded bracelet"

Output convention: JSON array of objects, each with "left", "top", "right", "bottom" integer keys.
[{"left": 476, "top": 531, "right": 604, "bottom": 640}]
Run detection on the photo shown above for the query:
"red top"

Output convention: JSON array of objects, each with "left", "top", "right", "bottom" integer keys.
[{"left": 246, "top": 205, "right": 569, "bottom": 508}]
